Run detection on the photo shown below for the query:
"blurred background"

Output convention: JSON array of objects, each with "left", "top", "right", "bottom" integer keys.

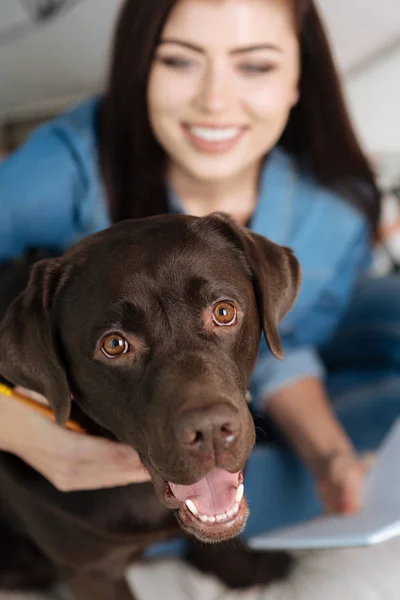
[{"left": 0, "top": 0, "right": 399, "bottom": 260}]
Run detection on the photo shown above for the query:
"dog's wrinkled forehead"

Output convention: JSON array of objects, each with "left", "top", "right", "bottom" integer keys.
[
  {"left": 59, "top": 217, "right": 252, "bottom": 332},
  {"left": 67, "top": 218, "right": 246, "bottom": 286}
]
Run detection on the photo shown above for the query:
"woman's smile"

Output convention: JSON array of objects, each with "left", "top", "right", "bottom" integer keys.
[{"left": 182, "top": 123, "right": 247, "bottom": 153}]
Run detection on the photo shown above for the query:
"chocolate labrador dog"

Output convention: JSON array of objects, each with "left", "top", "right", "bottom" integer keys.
[{"left": 0, "top": 213, "right": 301, "bottom": 599}]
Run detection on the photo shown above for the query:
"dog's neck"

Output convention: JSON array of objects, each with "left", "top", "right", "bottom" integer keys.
[{"left": 70, "top": 401, "right": 117, "bottom": 440}]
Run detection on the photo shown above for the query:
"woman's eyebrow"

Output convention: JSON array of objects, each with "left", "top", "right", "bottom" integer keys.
[
  {"left": 158, "top": 39, "right": 283, "bottom": 55},
  {"left": 230, "top": 44, "right": 283, "bottom": 55},
  {"left": 159, "top": 39, "right": 204, "bottom": 53}
]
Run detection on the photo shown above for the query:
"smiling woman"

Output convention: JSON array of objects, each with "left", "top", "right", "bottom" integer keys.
[
  {"left": 101, "top": 0, "right": 379, "bottom": 229},
  {"left": 146, "top": 0, "right": 300, "bottom": 221}
]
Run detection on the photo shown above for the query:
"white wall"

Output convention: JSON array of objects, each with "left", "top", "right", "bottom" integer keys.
[
  {"left": 0, "top": 0, "right": 122, "bottom": 119},
  {"left": 344, "top": 48, "right": 400, "bottom": 155},
  {"left": 318, "top": 0, "right": 400, "bottom": 74}
]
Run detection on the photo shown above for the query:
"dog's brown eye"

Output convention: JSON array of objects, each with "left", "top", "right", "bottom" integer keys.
[
  {"left": 212, "top": 302, "right": 237, "bottom": 326},
  {"left": 101, "top": 334, "right": 129, "bottom": 358}
]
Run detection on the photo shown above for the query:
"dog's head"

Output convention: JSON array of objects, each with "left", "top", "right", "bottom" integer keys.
[{"left": 0, "top": 213, "right": 301, "bottom": 543}]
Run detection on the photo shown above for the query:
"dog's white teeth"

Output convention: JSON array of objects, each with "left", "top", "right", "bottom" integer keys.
[
  {"left": 185, "top": 499, "right": 198, "bottom": 516},
  {"left": 208, "top": 516, "right": 216, "bottom": 524},
  {"left": 235, "top": 484, "right": 244, "bottom": 504},
  {"left": 186, "top": 501, "right": 240, "bottom": 524},
  {"left": 216, "top": 513, "right": 227, "bottom": 522}
]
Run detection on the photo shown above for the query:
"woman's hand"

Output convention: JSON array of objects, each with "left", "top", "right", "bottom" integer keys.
[
  {"left": 266, "top": 377, "right": 376, "bottom": 515},
  {"left": 0, "top": 387, "right": 151, "bottom": 492},
  {"left": 315, "top": 451, "right": 375, "bottom": 514}
]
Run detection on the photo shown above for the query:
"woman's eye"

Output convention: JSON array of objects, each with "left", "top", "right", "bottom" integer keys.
[
  {"left": 212, "top": 302, "right": 237, "bottom": 327},
  {"left": 157, "top": 56, "right": 193, "bottom": 70},
  {"left": 101, "top": 333, "right": 129, "bottom": 358},
  {"left": 239, "top": 63, "right": 275, "bottom": 75}
]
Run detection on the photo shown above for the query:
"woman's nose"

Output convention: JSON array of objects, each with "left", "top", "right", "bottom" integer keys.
[{"left": 194, "top": 66, "right": 234, "bottom": 114}]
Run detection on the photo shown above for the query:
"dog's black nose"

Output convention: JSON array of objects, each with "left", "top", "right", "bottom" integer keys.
[{"left": 175, "top": 403, "right": 239, "bottom": 454}]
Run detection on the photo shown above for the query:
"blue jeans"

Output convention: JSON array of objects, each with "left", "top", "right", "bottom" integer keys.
[{"left": 146, "top": 275, "right": 400, "bottom": 555}]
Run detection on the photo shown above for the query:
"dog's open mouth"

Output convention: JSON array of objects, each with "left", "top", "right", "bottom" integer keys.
[{"left": 159, "top": 469, "right": 248, "bottom": 542}]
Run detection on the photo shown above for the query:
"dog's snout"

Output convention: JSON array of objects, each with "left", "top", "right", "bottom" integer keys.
[{"left": 175, "top": 403, "right": 239, "bottom": 454}]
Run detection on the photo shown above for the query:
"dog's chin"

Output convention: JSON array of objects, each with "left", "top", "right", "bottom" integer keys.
[
  {"left": 176, "top": 494, "right": 249, "bottom": 543},
  {"left": 149, "top": 469, "right": 248, "bottom": 543}
]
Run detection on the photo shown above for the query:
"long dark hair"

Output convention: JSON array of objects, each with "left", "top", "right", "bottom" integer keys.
[{"left": 100, "top": 0, "right": 381, "bottom": 233}]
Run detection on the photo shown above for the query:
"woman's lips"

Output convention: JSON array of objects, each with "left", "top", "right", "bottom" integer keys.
[{"left": 182, "top": 123, "right": 246, "bottom": 154}]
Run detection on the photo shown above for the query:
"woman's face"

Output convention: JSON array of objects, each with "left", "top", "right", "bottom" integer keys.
[{"left": 148, "top": 0, "right": 300, "bottom": 184}]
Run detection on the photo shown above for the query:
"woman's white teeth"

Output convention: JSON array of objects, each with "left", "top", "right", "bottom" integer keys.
[
  {"left": 236, "top": 484, "right": 244, "bottom": 503},
  {"left": 185, "top": 488, "right": 243, "bottom": 524},
  {"left": 189, "top": 126, "right": 240, "bottom": 142}
]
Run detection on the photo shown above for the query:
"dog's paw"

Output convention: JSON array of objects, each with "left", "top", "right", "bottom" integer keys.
[{"left": 186, "top": 538, "right": 294, "bottom": 589}]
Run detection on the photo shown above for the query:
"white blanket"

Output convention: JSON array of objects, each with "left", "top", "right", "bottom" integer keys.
[
  {"left": 2, "top": 539, "right": 400, "bottom": 600},
  {"left": 126, "top": 537, "right": 400, "bottom": 600}
]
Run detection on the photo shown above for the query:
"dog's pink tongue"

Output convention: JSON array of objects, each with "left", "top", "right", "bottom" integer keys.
[{"left": 169, "top": 469, "right": 239, "bottom": 516}]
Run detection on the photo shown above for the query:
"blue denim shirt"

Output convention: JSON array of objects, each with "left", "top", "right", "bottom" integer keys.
[{"left": 0, "top": 98, "right": 371, "bottom": 408}]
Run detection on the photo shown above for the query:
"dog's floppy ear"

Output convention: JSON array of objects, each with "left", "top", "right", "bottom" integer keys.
[
  {"left": 0, "top": 258, "right": 71, "bottom": 425},
  {"left": 208, "top": 213, "right": 302, "bottom": 360}
]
